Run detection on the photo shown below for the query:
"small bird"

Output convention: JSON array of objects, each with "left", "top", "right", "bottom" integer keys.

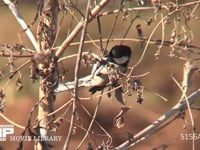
[{"left": 55, "top": 45, "right": 132, "bottom": 96}]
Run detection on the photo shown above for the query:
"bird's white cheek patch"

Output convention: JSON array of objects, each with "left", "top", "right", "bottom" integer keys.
[{"left": 113, "top": 56, "right": 129, "bottom": 64}]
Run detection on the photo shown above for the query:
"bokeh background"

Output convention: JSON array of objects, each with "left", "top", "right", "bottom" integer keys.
[{"left": 1, "top": 0, "right": 200, "bottom": 149}]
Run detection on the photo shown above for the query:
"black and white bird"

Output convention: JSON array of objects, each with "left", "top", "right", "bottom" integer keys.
[{"left": 54, "top": 45, "right": 132, "bottom": 95}]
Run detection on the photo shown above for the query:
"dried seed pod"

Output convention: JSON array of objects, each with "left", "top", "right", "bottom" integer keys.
[
  {"left": 113, "top": 106, "right": 130, "bottom": 128},
  {"left": 146, "top": 17, "right": 153, "bottom": 26},
  {"left": 136, "top": 24, "right": 144, "bottom": 39}
]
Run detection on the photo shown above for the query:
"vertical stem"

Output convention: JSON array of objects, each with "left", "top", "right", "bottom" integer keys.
[
  {"left": 36, "top": 0, "right": 58, "bottom": 150},
  {"left": 37, "top": 0, "right": 58, "bottom": 50}
]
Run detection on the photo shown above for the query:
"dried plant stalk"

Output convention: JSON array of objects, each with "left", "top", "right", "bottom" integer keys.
[{"left": 36, "top": 0, "right": 59, "bottom": 150}]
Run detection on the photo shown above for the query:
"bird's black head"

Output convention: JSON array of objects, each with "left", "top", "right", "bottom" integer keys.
[{"left": 107, "top": 45, "right": 131, "bottom": 69}]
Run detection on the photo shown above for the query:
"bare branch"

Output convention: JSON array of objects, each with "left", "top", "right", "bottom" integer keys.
[
  {"left": 3, "top": 0, "right": 40, "bottom": 52},
  {"left": 115, "top": 89, "right": 200, "bottom": 150},
  {"left": 172, "top": 60, "right": 198, "bottom": 150}
]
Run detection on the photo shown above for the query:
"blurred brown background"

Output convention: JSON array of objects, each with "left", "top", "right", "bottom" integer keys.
[{"left": 1, "top": 0, "right": 200, "bottom": 149}]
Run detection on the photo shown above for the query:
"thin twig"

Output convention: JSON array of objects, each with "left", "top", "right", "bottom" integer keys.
[
  {"left": 172, "top": 60, "right": 197, "bottom": 150},
  {"left": 144, "top": 88, "right": 168, "bottom": 102},
  {"left": 66, "top": 5, "right": 100, "bottom": 50},
  {"left": 9, "top": 59, "right": 31, "bottom": 79},
  {"left": 63, "top": 1, "right": 91, "bottom": 149},
  {"left": 55, "top": 0, "right": 110, "bottom": 58},
  {"left": 80, "top": 102, "right": 113, "bottom": 146},
  {"left": 0, "top": 112, "right": 25, "bottom": 129},
  {"left": 47, "top": 99, "right": 73, "bottom": 117},
  {"left": 98, "top": 6, "right": 163, "bottom": 17},
  {"left": 18, "top": 96, "right": 45, "bottom": 149},
  {"left": 98, "top": 1, "right": 200, "bottom": 17},
  {"left": 96, "top": 16, "right": 104, "bottom": 53},
  {"left": 53, "top": 37, "right": 200, "bottom": 52},
  {"left": 76, "top": 94, "right": 102, "bottom": 149},
  {"left": 172, "top": 76, "right": 196, "bottom": 150},
  {"left": 0, "top": 53, "right": 33, "bottom": 58},
  {"left": 105, "top": 1, "right": 123, "bottom": 51},
  {"left": 120, "top": 13, "right": 140, "bottom": 45},
  {"left": 128, "top": 14, "right": 169, "bottom": 77},
  {"left": 155, "top": 12, "right": 165, "bottom": 58},
  {"left": 82, "top": 38, "right": 200, "bottom": 50},
  {"left": 58, "top": 52, "right": 100, "bottom": 63}
]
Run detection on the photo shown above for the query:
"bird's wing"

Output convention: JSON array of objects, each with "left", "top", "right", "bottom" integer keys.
[
  {"left": 55, "top": 60, "right": 107, "bottom": 93},
  {"left": 54, "top": 75, "right": 93, "bottom": 93}
]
